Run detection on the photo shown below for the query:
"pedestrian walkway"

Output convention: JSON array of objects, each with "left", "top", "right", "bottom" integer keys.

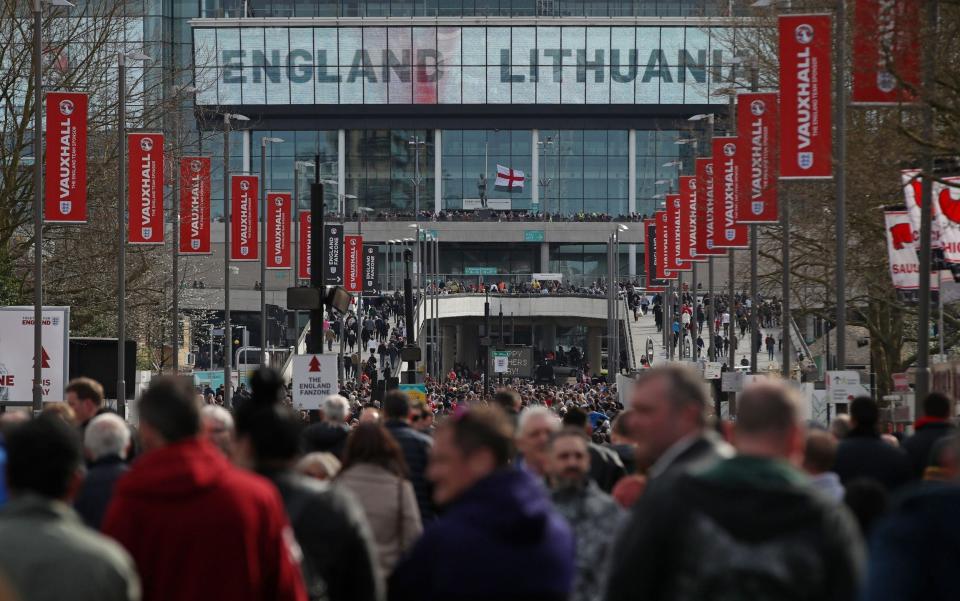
[{"left": 629, "top": 308, "right": 667, "bottom": 366}]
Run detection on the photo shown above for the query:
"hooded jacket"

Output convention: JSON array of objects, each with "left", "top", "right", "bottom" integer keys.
[
  {"left": 605, "top": 456, "right": 865, "bottom": 601},
  {"left": 102, "top": 438, "right": 307, "bottom": 601},
  {"left": 388, "top": 468, "right": 574, "bottom": 601}
]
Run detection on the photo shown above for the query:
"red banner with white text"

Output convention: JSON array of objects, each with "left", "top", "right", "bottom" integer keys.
[
  {"left": 298, "top": 211, "right": 311, "bottom": 280},
  {"left": 655, "top": 211, "right": 675, "bottom": 281},
  {"left": 667, "top": 194, "right": 692, "bottom": 272},
  {"left": 737, "top": 92, "right": 779, "bottom": 222},
  {"left": 712, "top": 138, "right": 750, "bottom": 249},
  {"left": 45, "top": 92, "right": 88, "bottom": 223},
  {"left": 266, "top": 192, "right": 292, "bottom": 269},
  {"left": 344, "top": 235, "right": 363, "bottom": 292},
  {"left": 695, "top": 157, "right": 725, "bottom": 257},
  {"left": 179, "top": 157, "right": 211, "bottom": 254},
  {"left": 679, "top": 176, "right": 704, "bottom": 262},
  {"left": 128, "top": 133, "right": 164, "bottom": 244},
  {"left": 230, "top": 175, "right": 258, "bottom": 261},
  {"left": 778, "top": 14, "right": 833, "bottom": 179},
  {"left": 852, "top": 0, "right": 920, "bottom": 105}
]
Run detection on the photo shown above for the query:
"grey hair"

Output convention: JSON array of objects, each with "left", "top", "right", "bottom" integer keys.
[
  {"left": 323, "top": 394, "right": 350, "bottom": 423},
  {"left": 84, "top": 413, "right": 131, "bottom": 461},
  {"left": 200, "top": 405, "right": 235, "bottom": 432},
  {"left": 517, "top": 405, "right": 559, "bottom": 437}
]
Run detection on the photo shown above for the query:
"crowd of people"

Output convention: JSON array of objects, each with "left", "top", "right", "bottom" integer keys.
[
  {"left": 323, "top": 210, "right": 649, "bottom": 224},
  {"left": 1, "top": 366, "right": 959, "bottom": 601}
]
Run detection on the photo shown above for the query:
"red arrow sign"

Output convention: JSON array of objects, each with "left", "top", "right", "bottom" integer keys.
[
  {"left": 32, "top": 346, "right": 51, "bottom": 369},
  {"left": 308, "top": 356, "right": 321, "bottom": 372}
]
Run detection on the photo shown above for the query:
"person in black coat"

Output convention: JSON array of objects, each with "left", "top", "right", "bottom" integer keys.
[
  {"left": 902, "top": 392, "right": 957, "bottom": 479},
  {"left": 74, "top": 413, "right": 131, "bottom": 529},
  {"left": 383, "top": 390, "right": 436, "bottom": 522},
  {"left": 302, "top": 395, "right": 353, "bottom": 459},
  {"left": 238, "top": 368, "right": 383, "bottom": 601},
  {"left": 834, "top": 396, "right": 911, "bottom": 492}
]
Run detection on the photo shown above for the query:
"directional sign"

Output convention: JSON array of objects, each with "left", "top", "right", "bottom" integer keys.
[
  {"left": 704, "top": 362, "right": 723, "bottom": 380},
  {"left": 826, "top": 370, "right": 870, "bottom": 404},
  {"left": 292, "top": 354, "right": 338, "bottom": 410}
]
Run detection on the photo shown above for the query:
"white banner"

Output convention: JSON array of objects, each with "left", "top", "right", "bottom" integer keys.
[
  {"left": 884, "top": 209, "right": 938, "bottom": 292},
  {"left": 901, "top": 169, "right": 939, "bottom": 251},
  {"left": 0, "top": 307, "right": 69, "bottom": 405}
]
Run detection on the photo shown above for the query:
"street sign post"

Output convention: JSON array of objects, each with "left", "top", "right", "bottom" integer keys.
[
  {"left": 826, "top": 370, "right": 870, "bottom": 404},
  {"left": 292, "top": 354, "right": 338, "bottom": 410}
]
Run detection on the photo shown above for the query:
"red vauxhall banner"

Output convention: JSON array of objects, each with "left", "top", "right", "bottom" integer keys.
[
  {"left": 679, "top": 176, "right": 704, "bottom": 262},
  {"left": 655, "top": 211, "right": 675, "bottom": 281},
  {"left": 230, "top": 175, "right": 258, "bottom": 261},
  {"left": 266, "top": 192, "right": 292, "bottom": 269},
  {"left": 852, "top": 0, "right": 920, "bottom": 105},
  {"left": 712, "top": 138, "right": 749, "bottom": 249},
  {"left": 778, "top": 14, "right": 833, "bottom": 179},
  {"left": 298, "top": 211, "right": 311, "bottom": 280},
  {"left": 695, "top": 158, "right": 725, "bottom": 257},
  {"left": 128, "top": 133, "right": 164, "bottom": 244},
  {"left": 667, "top": 194, "right": 692, "bottom": 272},
  {"left": 344, "top": 235, "right": 363, "bottom": 292},
  {"left": 737, "top": 92, "right": 779, "bottom": 223},
  {"left": 44, "top": 92, "right": 87, "bottom": 223},
  {"left": 179, "top": 157, "right": 211, "bottom": 254}
]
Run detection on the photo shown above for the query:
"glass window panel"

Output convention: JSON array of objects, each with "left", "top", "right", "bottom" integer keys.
[
  {"left": 659, "top": 27, "right": 685, "bottom": 103},
  {"left": 339, "top": 66, "right": 363, "bottom": 102},
  {"left": 437, "top": 27, "right": 462, "bottom": 66},
  {"left": 486, "top": 27, "right": 511, "bottom": 64},
  {"left": 240, "top": 67, "right": 266, "bottom": 103},
  {"left": 635, "top": 27, "right": 660, "bottom": 103},
  {"left": 536, "top": 63, "right": 560, "bottom": 103},
  {"left": 608, "top": 130, "right": 628, "bottom": 156},
  {"left": 462, "top": 28, "right": 486, "bottom": 65},
  {"left": 462, "top": 66, "right": 485, "bottom": 103},
  {"left": 487, "top": 66, "right": 510, "bottom": 104},
  {"left": 264, "top": 27, "right": 289, "bottom": 65},
  {"left": 709, "top": 26, "right": 736, "bottom": 104},
  {"left": 683, "top": 26, "right": 710, "bottom": 104},
  {"left": 241, "top": 27, "right": 265, "bottom": 65},
  {"left": 364, "top": 28, "right": 388, "bottom": 63},
  {"left": 437, "top": 64, "right": 461, "bottom": 103},
  {"left": 512, "top": 27, "right": 536, "bottom": 66},
  {"left": 265, "top": 68, "right": 291, "bottom": 103},
  {"left": 338, "top": 27, "right": 362, "bottom": 65}
]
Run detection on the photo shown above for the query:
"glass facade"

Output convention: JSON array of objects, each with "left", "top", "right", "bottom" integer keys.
[
  {"left": 193, "top": 25, "right": 744, "bottom": 106},
  {"left": 549, "top": 244, "right": 633, "bottom": 283},
  {"left": 635, "top": 129, "right": 692, "bottom": 217},
  {"left": 540, "top": 130, "right": 628, "bottom": 216},
  {"left": 251, "top": 130, "right": 339, "bottom": 212},
  {"left": 442, "top": 130, "right": 532, "bottom": 211},
  {"left": 345, "top": 129, "right": 435, "bottom": 214},
  {"left": 207, "top": 0, "right": 735, "bottom": 18}
]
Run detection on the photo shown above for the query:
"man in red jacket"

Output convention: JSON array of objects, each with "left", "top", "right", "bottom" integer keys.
[{"left": 102, "top": 378, "right": 307, "bottom": 601}]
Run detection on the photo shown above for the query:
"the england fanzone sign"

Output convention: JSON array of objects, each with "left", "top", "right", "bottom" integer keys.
[
  {"left": 292, "top": 354, "right": 338, "bottom": 410},
  {"left": 0, "top": 307, "right": 70, "bottom": 405}
]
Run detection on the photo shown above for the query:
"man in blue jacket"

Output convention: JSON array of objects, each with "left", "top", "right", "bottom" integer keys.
[{"left": 389, "top": 406, "right": 574, "bottom": 601}]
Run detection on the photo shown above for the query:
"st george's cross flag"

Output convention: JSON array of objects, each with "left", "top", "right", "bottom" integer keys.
[{"left": 495, "top": 164, "right": 525, "bottom": 192}]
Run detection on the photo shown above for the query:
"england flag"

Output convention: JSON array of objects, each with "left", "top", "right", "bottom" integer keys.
[{"left": 495, "top": 164, "right": 525, "bottom": 192}]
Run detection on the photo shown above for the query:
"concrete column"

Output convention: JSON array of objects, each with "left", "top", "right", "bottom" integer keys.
[
  {"left": 628, "top": 244, "right": 637, "bottom": 278},
  {"left": 531, "top": 129, "right": 539, "bottom": 210},
  {"left": 587, "top": 327, "right": 603, "bottom": 376},
  {"left": 442, "top": 325, "right": 456, "bottom": 374},
  {"left": 540, "top": 242, "right": 550, "bottom": 272},
  {"left": 541, "top": 323, "right": 557, "bottom": 353},
  {"left": 434, "top": 129, "right": 442, "bottom": 214}
]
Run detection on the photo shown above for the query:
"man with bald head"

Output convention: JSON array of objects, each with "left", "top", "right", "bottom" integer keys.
[{"left": 606, "top": 380, "right": 864, "bottom": 601}]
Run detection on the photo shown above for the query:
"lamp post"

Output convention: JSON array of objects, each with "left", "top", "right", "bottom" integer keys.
[
  {"left": 409, "top": 136, "right": 425, "bottom": 220},
  {"left": 31, "top": 0, "right": 74, "bottom": 413},
  {"left": 690, "top": 112, "right": 718, "bottom": 362},
  {"left": 115, "top": 49, "right": 151, "bottom": 418},
  {"left": 169, "top": 84, "right": 196, "bottom": 375},
  {"left": 537, "top": 136, "right": 554, "bottom": 216},
  {"left": 259, "top": 136, "right": 283, "bottom": 366},
  {"left": 221, "top": 112, "right": 249, "bottom": 408}
]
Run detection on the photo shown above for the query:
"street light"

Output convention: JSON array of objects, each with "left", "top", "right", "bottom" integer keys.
[
  {"left": 115, "top": 49, "right": 151, "bottom": 418},
  {"left": 221, "top": 112, "right": 249, "bottom": 408},
  {"left": 170, "top": 83, "right": 196, "bottom": 375},
  {"left": 259, "top": 136, "right": 284, "bottom": 366},
  {"left": 31, "top": 0, "right": 74, "bottom": 414}
]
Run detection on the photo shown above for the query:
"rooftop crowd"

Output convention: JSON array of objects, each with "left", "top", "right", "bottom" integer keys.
[
  {"left": 1, "top": 367, "right": 958, "bottom": 601},
  {"left": 323, "top": 210, "right": 649, "bottom": 223}
]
